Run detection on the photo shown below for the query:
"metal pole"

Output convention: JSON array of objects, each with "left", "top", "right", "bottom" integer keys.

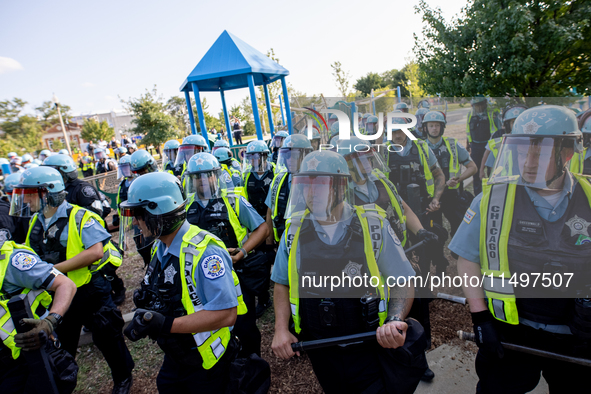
[
  {"left": 247, "top": 74, "right": 264, "bottom": 141},
  {"left": 397, "top": 86, "right": 401, "bottom": 103},
  {"left": 371, "top": 89, "right": 376, "bottom": 116},
  {"left": 281, "top": 77, "right": 293, "bottom": 134},
  {"left": 191, "top": 83, "right": 209, "bottom": 142},
  {"left": 278, "top": 94, "right": 286, "bottom": 126},
  {"left": 220, "top": 89, "right": 233, "bottom": 147},
  {"left": 184, "top": 91, "right": 197, "bottom": 135},
  {"left": 263, "top": 81, "right": 275, "bottom": 137},
  {"left": 56, "top": 104, "right": 72, "bottom": 155}
]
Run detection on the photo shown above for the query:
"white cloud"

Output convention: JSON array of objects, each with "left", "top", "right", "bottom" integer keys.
[
  {"left": 81, "top": 82, "right": 95, "bottom": 88},
  {"left": 105, "top": 95, "right": 116, "bottom": 100},
  {"left": 0, "top": 57, "right": 24, "bottom": 74}
]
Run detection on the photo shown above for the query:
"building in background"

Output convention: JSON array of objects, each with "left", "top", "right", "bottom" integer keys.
[
  {"left": 71, "top": 110, "right": 135, "bottom": 139},
  {"left": 43, "top": 122, "right": 83, "bottom": 150}
]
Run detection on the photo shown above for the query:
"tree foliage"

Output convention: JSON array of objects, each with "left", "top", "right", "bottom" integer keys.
[
  {"left": 35, "top": 100, "right": 72, "bottom": 129},
  {"left": 0, "top": 98, "right": 44, "bottom": 154},
  {"left": 331, "top": 61, "right": 352, "bottom": 98},
  {"left": 121, "top": 86, "right": 178, "bottom": 148},
  {"left": 414, "top": 0, "right": 591, "bottom": 97},
  {"left": 354, "top": 72, "right": 386, "bottom": 97},
  {"left": 81, "top": 118, "right": 115, "bottom": 142}
]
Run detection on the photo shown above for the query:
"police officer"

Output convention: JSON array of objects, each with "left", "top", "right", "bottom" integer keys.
[
  {"left": 213, "top": 147, "right": 243, "bottom": 188},
  {"left": 184, "top": 152, "right": 268, "bottom": 357},
  {"left": 121, "top": 172, "right": 244, "bottom": 393},
  {"left": 481, "top": 105, "right": 528, "bottom": 179},
  {"left": 0, "top": 237, "right": 78, "bottom": 393},
  {"left": 395, "top": 102, "right": 410, "bottom": 113},
  {"left": 242, "top": 140, "right": 276, "bottom": 317},
  {"left": 78, "top": 151, "right": 95, "bottom": 177},
  {"left": 270, "top": 131, "right": 289, "bottom": 164},
  {"left": 117, "top": 146, "right": 128, "bottom": 158},
  {"left": 116, "top": 155, "right": 134, "bottom": 217},
  {"left": 0, "top": 174, "right": 21, "bottom": 243},
  {"left": 94, "top": 148, "right": 117, "bottom": 174},
  {"left": 570, "top": 109, "right": 591, "bottom": 175},
  {"left": 415, "top": 107, "right": 430, "bottom": 139},
  {"left": 212, "top": 140, "right": 242, "bottom": 169},
  {"left": 10, "top": 167, "right": 134, "bottom": 393},
  {"left": 465, "top": 95, "right": 502, "bottom": 195},
  {"left": 126, "top": 143, "right": 137, "bottom": 154},
  {"left": 423, "top": 110, "right": 477, "bottom": 236},
  {"left": 162, "top": 139, "right": 180, "bottom": 176},
  {"left": 129, "top": 149, "right": 159, "bottom": 176},
  {"left": 450, "top": 105, "right": 590, "bottom": 393},
  {"left": 174, "top": 135, "right": 209, "bottom": 177},
  {"left": 43, "top": 154, "right": 106, "bottom": 219},
  {"left": 266, "top": 134, "right": 313, "bottom": 243},
  {"left": 271, "top": 150, "right": 427, "bottom": 393}
]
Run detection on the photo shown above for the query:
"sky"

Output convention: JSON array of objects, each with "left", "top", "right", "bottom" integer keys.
[{"left": 0, "top": 0, "right": 465, "bottom": 120}]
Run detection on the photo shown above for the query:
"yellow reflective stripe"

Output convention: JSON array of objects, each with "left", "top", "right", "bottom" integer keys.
[
  {"left": 272, "top": 172, "right": 289, "bottom": 242},
  {"left": 372, "top": 170, "right": 407, "bottom": 247},
  {"left": 286, "top": 211, "right": 307, "bottom": 333},
  {"left": 223, "top": 196, "right": 248, "bottom": 248},
  {"left": 415, "top": 140, "right": 434, "bottom": 197},
  {"left": 443, "top": 137, "right": 460, "bottom": 189}
]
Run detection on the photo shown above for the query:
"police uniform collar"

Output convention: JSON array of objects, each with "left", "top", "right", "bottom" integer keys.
[
  {"left": 43, "top": 201, "right": 72, "bottom": 230},
  {"left": 427, "top": 138, "right": 444, "bottom": 149},
  {"left": 158, "top": 220, "right": 191, "bottom": 261},
  {"left": 525, "top": 170, "right": 576, "bottom": 207},
  {"left": 309, "top": 204, "right": 354, "bottom": 243}
]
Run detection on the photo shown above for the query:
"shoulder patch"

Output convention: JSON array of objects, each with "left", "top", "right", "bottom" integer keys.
[
  {"left": 388, "top": 225, "right": 401, "bottom": 246},
  {"left": 83, "top": 218, "right": 96, "bottom": 228},
  {"left": 201, "top": 254, "right": 226, "bottom": 280},
  {"left": 463, "top": 208, "right": 476, "bottom": 224},
  {"left": 11, "top": 252, "right": 39, "bottom": 271},
  {"left": 222, "top": 172, "right": 232, "bottom": 185},
  {"left": 82, "top": 186, "right": 96, "bottom": 198},
  {"left": 240, "top": 196, "right": 253, "bottom": 208}
]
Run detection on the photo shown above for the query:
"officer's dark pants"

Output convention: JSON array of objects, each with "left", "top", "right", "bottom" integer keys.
[
  {"left": 156, "top": 337, "right": 237, "bottom": 394},
  {"left": 429, "top": 189, "right": 464, "bottom": 237},
  {"left": 56, "top": 274, "right": 134, "bottom": 384},
  {"left": 233, "top": 289, "right": 261, "bottom": 357},
  {"left": 305, "top": 340, "right": 426, "bottom": 394},
  {"left": 470, "top": 142, "right": 487, "bottom": 195},
  {"left": 0, "top": 353, "right": 29, "bottom": 394},
  {"left": 475, "top": 322, "right": 589, "bottom": 394},
  {"left": 256, "top": 246, "right": 274, "bottom": 306}
]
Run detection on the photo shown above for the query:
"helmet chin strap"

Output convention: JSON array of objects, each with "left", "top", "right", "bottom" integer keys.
[{"left": 545, "top": 149, "right": 565, "bottom": 188}]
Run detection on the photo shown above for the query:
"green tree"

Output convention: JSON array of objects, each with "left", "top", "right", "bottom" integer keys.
[
  {"left": 354, "top": 72, "right": 386, "bottom": 97},
  {"left": 331, "top": 61, "right": 351, "bottom": 97},
  {"left": 35, "top": 100, "right": 72, "bottom": 129},
  {"left": 121, "top": 86, "right": 178, "bottom": 148},
  {"left": 81, "top": 118, "right": 115, "bottom": 142},
  {"left": 166, "top": 96, "right": 191, "bottom": 136},
  {"left": 414, "top": 0, "right": 591, "bottom": 97},
  {"left": 0, "top": 98, "right": 44, "bottom": 153}
]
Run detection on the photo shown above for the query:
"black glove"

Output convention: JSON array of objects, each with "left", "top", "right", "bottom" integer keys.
[
  {"left": 123, "top": 309, "right": 174, "bottom": 341},
  {"left": 471, "top": 310, "right": 504, "bottom": 358},
  {"left": 416, "top": 229, "right": 439, "bottom": 245},
  {"left": 14, "top": 315, "right": 59, "bottom": 351}
]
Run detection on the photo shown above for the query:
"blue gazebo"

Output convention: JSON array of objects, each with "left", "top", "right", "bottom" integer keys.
[{"left": 180, "top": 30, "right": 292, "bottom": 146}]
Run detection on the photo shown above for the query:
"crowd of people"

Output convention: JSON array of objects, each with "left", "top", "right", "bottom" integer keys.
[{"left": 0, "top": 100, "right": 590, "bottom": 393}]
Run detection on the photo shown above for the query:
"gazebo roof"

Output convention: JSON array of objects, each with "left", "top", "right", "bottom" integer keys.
[{"left": 180, "top": 30, "right": 289, "bottom": 93}]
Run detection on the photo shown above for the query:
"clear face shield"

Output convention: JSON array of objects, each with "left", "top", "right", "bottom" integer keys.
[
  {"left": 488, "top": 136, "right": 578, "bottom": 190},
  {"left": 9, "top": 187, "right": 48, "bottom": 218},
  {"left": 277, "top": 148, "right": 311, "bottom": 174},
  {"left": 94, "top": 151, "right": 106, "bottom": 160},
  {"left": 119, "top": 205, "right": 163, "bottom": 253},
  {"left": 345, "top": 148, "right": 389, "bottom": 183},
  {"left": 365, "top": 122, "right": 378, "bottom": 136},
  {"left": 425, "top": 122, "right": 443, "bottom": 138},
  {"left": 271, "top": 136, "right": 285, "bottom": 149},
  {"left": 118, "top": 163, "right": 133, "bottom": 179},
  {"left": 243, "top": 152, "right": 269, "bottom": 173},
  {"left": 311, "top": 139, "right": 321, "bottom": 151},
  {"left": 38, "top": 154, "right": 48, "bottom": 161},
  {"left": 286, "top": 175, "right": 353, "bottom": 223},
  {"left": 163, "top": 148, "right": 178, "bottom": 164},
  {"left": 184, "top": 170, "right": 227, "bottom": 200},
  {"left": 132, "top": 161, "right": 159, "bottom": 176},
  {"left": 175, "top": 145, "right": 204, "bottom": 167}
]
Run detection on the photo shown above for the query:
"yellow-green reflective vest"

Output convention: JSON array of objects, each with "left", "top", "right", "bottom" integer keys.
[
  {"left": 442, "top": 137, "right": 461, "bottom": 190},
  {"left": 152, "top": 225, "right": 247, "bottom": 369},
  {"left": 466, "top": 110, "right": 499, "bottom": 143},
  {"left": 371, "top": 169, "right": 408, "bottom": 247},
  {"left": 570, "top": 147, "right": 588, "bottom": 174},
  {"left": 285, "top": 204, "right": 389, "bottom": 334},
  {"left": 270, "top": 171, "right": 290, "bottom": 242},
  {"left": 25, "top": 205, "right": 122, "bottom": 287},
  {"left": 486, "top": 137, "right": 503, "bottom": 162},
  {"left": 186, "top": 192, "right": 249, "bottom": 248},
  {"left": 387, "top": 140, "right": 435, "bottom": 197},
  {"left": 0, "top": 241, "right": 53, "bottom": 360},
  {"left": 479, "top": 175, "right": 591, "bottom": 324}
]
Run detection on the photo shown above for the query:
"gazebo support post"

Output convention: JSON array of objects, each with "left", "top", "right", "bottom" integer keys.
[
  {"left": 263, "top": 81, "right": 275, "bottom": 137},
  {"left": 220, "top": 89, "right": 233, "bottom": 147},
  {"left": 184, "top": 91, "right": 197, "bottom": 135},
  {"left": 191, "top": 83, "right": 209, "bottom": 144},
  {"left": 280, "top": 77, "right": 292, "bottom": 134},
  {"left": 247, "top": 74, "right": 264, "bottom": 141}
]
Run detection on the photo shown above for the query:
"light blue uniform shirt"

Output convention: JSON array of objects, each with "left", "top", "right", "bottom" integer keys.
[
  {"left": 2, "top": 248, "right": 58, "bottom": 295},
  {"left": 154, "top": 221, "right": 238, "bottom": 311},
  {"left": 352, "top": 174, "right": 380, "bottom": 203},
  {"left": 271, "top": 204, "right": 416, "bottom": 286},
  {"left": 41, "top": 201, "right": 111, "bottom": 248},
  {"left": 195, "top": 196, "right": 265, "bottom": 232},
  {"left": 220, "top": 166, "right": 242, "bottom": 188},
  {"left": 449, "top": 173, "right": 578, "bottom": 334},
  {"left": 394, "top": 138, "right": 439, "bottom": 169},
  {"left": 427, "top": 138, "right": 473, "bottom": 166}
]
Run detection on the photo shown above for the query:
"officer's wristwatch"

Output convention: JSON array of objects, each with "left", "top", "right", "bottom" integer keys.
[
  {"left": 384, "top": 316, "right": 403, "bottom": 324},
  {"left": 47, "top": 313, "right": 63, "bottom": 327}
]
